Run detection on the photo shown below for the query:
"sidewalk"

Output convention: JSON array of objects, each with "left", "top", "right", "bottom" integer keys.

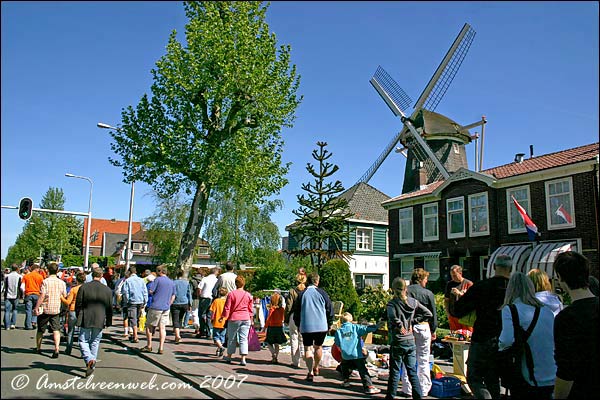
[{"left": 104, "top": 314, "right": 461, "bottom": 399}]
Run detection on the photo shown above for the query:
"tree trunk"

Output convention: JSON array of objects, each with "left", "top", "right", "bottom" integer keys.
[{"left": 176, "top": 182, "right": 211, "bottom": 278}]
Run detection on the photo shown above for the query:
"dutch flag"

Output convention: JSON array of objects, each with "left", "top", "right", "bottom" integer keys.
[
  {"left": 555, "top": 204, "right": 573, "bottom": 224},
  {"left": 512, "top": 196, "right": 538, "bottom": 241}
]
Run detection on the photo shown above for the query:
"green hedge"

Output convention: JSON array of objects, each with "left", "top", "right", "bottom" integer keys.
[{"left": 319, "top": 259, "right": 360, "bottom": 315}]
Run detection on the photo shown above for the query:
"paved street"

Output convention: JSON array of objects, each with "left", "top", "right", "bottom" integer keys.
[
  {"left": 2, "top": 303, "right": 466, "bottom": 399},
  {"left": 1, "top": 305, "right": 208, "bottom": 399}
]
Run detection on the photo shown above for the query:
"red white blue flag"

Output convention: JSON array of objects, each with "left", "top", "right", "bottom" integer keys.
[
  {"left": 512, "top": 196, "right": 538, "bottom": 241},
  {"left": 555, "top": 204, "right": 573, "bottom": 224}
]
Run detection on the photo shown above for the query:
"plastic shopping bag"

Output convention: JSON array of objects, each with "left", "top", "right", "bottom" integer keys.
[
  {"left": 248, "top": 326, "right": 261, "bottom": 351},
  {"left": 138, "top": 310, "right": 146, "bottom": 331}
]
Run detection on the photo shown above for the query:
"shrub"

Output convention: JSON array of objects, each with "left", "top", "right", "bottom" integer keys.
[
  {"left": 356, "top": 284, "right": 392, "bottom": 323},
  {"left": 434, "top": 292, "right": 449, "bottom": 329},
  {"left": 246, "top": 263, "right": 295, "bottom": 293},
  {"left": 319, "top": 259, "right": 360, "bottom": 315}
]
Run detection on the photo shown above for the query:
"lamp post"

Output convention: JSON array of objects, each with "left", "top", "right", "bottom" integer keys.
[
  {"left": 65, "top": 173, "right": 93, "bottom": 268},
  {"left": 97, "top": 122, "right": 134, "bottom": 271}
]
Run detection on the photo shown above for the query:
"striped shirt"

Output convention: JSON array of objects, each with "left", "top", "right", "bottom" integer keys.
[{"left": 40, "top": 275, "right": 67, "bottom": 315}]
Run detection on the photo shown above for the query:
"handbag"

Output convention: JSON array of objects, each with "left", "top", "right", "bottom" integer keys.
[
  {"left": 497, "top": 304, "right": 540, "bottom": 391},
  {"left": 248, "top": 325, "right": 261, "bottom": 352},
  {"left": 458, "top": 310, "right": 476, "bottom": 327}
]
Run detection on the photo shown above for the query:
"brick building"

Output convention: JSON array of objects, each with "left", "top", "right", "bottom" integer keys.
[{"left": 383, "top": 142, "right": 599, "bottom": 283}]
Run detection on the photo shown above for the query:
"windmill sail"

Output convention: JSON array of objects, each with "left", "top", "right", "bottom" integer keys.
[
  {"left": 416, "top": 23, "right": 476, "bottom": 112},
  {"left": 358, "top": 23, "right": 477, "bottom": 191}
]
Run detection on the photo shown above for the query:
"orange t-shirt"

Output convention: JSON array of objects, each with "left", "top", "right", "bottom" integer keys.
[
  {"left": 265, "top": 306, "right": 285, "bottom": 328},
  {"left": 22, "top": 271, "right": 44, "bottom": 296},
  {"left": 210, "top": 297, "right": 227, "bottom": 329},
  {"left": 61, "top": 284, "right": 82, "bottom": 312}
]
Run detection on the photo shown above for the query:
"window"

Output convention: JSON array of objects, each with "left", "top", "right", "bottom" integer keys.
[
  {"left": 424, "top": 258, "right": 440, "bottom": 282},
  {"left": 356, "top": 228, "right": 373, "bottom": 251},
  {"left": 196, "top": 246, "right": 210, "bottom": 256},
  {"left": 546, "top": 177, "right": 575, "bottom": 229},
  {"left": 132, "top": 242, "right": 149, "bottom": 253},
  {"left": 400, "top": 257, "right": 414, "bottom": 281},
  {"left": 398, "top": 208, "right": 414, "bottom": 244},
  {"left": 468, "top": 192, "right": 489, "bottom": 236},
  {"left": 422, "top": 203, "right": 439, "bottom": 241},
  {"left": 507, "top": 186, "right": 531, "bottom": 234},
  {"left": 447, "top": 197, "right": 465, "bottom": 238},
  {"left": 354, "top": 274, "right": 383, "bottom": 290}
]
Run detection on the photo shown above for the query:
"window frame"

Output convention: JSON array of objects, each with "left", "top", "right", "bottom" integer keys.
[
  {"left": 446, "top": 197, "right": 465, "bottom": 239},
  {"left": 398, "top": 207, "right": 414, "bottom": 244},
  {"left": 422, "top": 202, "right": 439, "bottom": 242},
  {"left": 545, "top": 177, "right": 576, "bottom": 230},
  {"left": 507, "top": 186, "right": 531, "bottom": 234},
  {"left": 355, "top": 227, "right": 374, "bottom": 252},
  {"left": 468, "top": 192, "right": 490, "bottom": 237},
  {"left": 400, "top": 257, "right": 414, "bottom": 281}
]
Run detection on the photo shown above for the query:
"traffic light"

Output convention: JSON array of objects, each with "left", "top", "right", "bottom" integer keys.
[{"left": 18, "top": 197, "right": 33, "bottom": 220}]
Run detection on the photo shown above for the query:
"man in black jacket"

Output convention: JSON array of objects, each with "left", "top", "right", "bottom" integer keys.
[
  {"left": 76, "top": 266, "right": 113, "bottom": 377},
  {"left": 452, "top": 254, "right": 511, "bottom": 399}
]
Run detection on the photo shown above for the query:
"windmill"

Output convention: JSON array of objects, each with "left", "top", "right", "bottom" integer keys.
[{"left": 358, "top": 23, "right": 487, "bottom": 194}]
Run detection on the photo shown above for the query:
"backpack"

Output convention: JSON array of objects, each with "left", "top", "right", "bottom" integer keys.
[{"left": 497, "top": 304, "right": 540, "bottom": 391}]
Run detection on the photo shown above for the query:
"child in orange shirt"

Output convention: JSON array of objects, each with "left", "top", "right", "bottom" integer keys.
[
  {"left": 209, "top": 287, "right": 229, "bottom": 357},
  {"left": 264, "top": 292, "right": 287, "bottom": 364}
]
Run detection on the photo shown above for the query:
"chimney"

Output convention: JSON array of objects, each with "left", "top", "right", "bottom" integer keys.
[
  {"left": 416, "top": 161, "right": 427, "bottom": 188},
  {"left": 514, "top": 153, "right": 525, "bottom": 163},
  {"left": 529, "top": 144, "right": 534, "bottom": 158}
]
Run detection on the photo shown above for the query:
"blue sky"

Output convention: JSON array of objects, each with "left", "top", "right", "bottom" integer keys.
[{"left": 2, "top": 1, "right": 598, "bottom": 259}]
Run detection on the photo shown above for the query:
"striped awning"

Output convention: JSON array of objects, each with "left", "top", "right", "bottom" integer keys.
[
  {"left": 487, "top": 244, "right": 533, "bottom": 278},
  {"left": 525, "top": 241, "right": 578, "bottom": 279}
]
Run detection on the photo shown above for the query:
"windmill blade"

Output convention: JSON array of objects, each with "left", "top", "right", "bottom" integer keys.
[
  {"left": 414, "top": 23, "right": 476, "bottom": 113},
  {"left": 370, "top": 66, "right": 413, "bottom": 117},
  {"left": 357, "top": 130, "right": 404, "bottom": 184}
]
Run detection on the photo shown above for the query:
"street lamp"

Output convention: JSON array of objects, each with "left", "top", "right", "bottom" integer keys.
[
  {"left": 65, "top": 173, "right": 93, "bottom": 268},
  {"left": 97, "top": 122, "right": 135, "bottom": 271}
]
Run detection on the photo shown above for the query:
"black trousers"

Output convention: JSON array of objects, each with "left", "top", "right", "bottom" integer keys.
[{"left": 341, "top": 358, "right": 373, "bottom": 388}]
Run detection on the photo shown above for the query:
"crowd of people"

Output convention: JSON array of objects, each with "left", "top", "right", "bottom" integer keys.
[{"left": 2, "top": 251, "right": 599, "bottom": 398}]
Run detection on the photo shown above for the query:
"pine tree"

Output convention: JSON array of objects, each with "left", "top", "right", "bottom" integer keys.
[{"left": 288, "top": 141, "right": 353, "bottom": 271}]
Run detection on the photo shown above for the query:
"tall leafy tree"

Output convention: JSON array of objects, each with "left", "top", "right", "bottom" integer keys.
[
  {"left": 143, "top": 191, "right": 191, "bottom": 265},
  {"left": 288, "top": 142, "right": 353, "bottom": 271},
  {"left": 108, "top": 1, "right": 301, "bottom": 272},
  {"left": 203, "top": 189, "right": 282, "bottom": 264}
]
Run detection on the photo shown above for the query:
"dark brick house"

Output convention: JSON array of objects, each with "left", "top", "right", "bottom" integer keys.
[{"left": 383, "top": 142, "right": 599, "bottom": 283}]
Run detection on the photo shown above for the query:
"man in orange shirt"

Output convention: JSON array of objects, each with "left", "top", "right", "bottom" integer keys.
[{"left": 22, "top": 263, "right": 44, "bottom": 330}]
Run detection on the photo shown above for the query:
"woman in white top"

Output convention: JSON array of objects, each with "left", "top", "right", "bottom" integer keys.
[
  {"left": 527, "top": 269, "right": 564, "bottom": 316},
  {"left": 498, "top": 272, "right": 556, "bottom": 399}
]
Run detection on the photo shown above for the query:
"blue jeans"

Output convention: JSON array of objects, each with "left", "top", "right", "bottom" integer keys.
[
  {"left": 226, "top": 320, "right": 250, "bottom": 356},
  {"left": 79, "top": 327, "right": 103, "bottom": 364},
  {"left": 386, "top": 339, "right": 422, "bottom": 400},
  {"left": 4, "top": 298, "right": 18, "bottom": 328},
  {"left": 24, "top": 294, "right": 39, "bottom": 328},
  {"left": 65, "top": 311, "right": 77, "bottom": 354},
  {"left": 467, "top": 338, "right": 500, "bottom": 399}
]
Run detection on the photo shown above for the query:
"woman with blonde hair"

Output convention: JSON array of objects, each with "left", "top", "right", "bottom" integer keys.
[
  {"left": 527, "top": 269, "right": 563, "bottom": 316},
  {"left": 385, "top": 277, "right": 432, "bottom": 400},
  {"left": 285, "top": 269, "right": 307, "bottom": 368},
  {"left": 498, "top": 272, "right": 556, "bottom": 399}
]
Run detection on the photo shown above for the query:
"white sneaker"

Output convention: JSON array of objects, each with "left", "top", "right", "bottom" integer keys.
[
  {"left": 10, "top": 325, "right": 15, "bottom": 330},
  {"left": 365, "top": 386, "right": 381, "bottom": 394}
]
